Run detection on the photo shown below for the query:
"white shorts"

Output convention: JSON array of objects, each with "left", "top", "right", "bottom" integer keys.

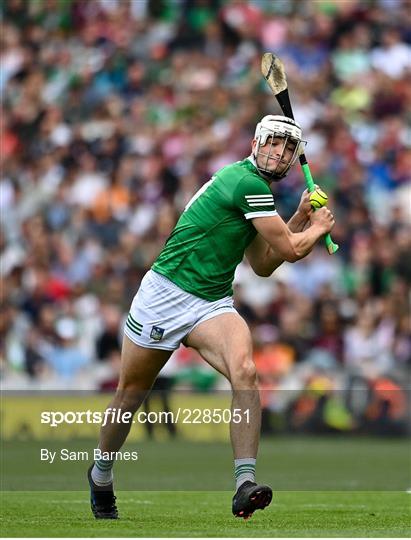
[{"left": 124, "top": 270, "right": 237, "bottom": 351}]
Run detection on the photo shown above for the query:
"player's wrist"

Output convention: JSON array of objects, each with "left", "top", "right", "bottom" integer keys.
[
  {"left": 294, "top": 208, "right": 310, "bottom": 220},
  {"left": 310, "top": 221, "right": 328, "bottom": 236},
  {"left": 288, "top": 209, "right": 310, "bottom": 233}
]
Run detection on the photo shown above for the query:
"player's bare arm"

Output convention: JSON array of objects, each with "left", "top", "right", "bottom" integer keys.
[
  {"left": 252, "top": 207, "right": 334, "bottom": 263},
  {"left": 245, "top": 189, "right": 314, "bottom": 276},
  {"left": 287, "top": 189, "right": 312, "bottom": 232},
  {"left": 245, "top": 234, "right": 280, "bottom": 277}
]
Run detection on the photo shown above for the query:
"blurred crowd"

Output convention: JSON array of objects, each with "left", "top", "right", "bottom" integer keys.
[{"left": 1, "top": 0, "right": 410, "bottom": 401}]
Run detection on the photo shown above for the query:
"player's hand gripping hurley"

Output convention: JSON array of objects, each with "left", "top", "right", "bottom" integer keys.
[{"left": 261, "top": 53, "right": 339, "bottom": 255}]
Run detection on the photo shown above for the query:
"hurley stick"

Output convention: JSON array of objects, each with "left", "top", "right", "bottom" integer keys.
[{"left": 261, "top": 53, "right": 339, "bottom": 255}]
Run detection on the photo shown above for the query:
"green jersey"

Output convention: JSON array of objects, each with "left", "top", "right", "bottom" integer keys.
[{"left": 152, "top": 158, "right": 278, "bottom": 301}]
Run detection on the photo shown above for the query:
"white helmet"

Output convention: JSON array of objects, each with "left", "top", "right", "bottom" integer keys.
[{"left": 253, "top": 115, "right": 306, "bottom": 180}]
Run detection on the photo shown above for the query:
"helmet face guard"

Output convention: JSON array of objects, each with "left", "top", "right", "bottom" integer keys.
[{"left": 253, "top": 115, "right": 306, "bottom": 181}]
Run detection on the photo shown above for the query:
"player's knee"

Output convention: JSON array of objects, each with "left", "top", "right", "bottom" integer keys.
[{"left": 230, "top": 356, "right": 257, "bottom": 388}]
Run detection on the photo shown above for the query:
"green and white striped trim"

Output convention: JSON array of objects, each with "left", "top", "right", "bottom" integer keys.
[
  {"left": 235, "top": 464, "right": 256, "bottom": 478},
  {"left": 245, "top": 194, "right": 274, "bottom": 207},
  {"left": 95, "top": 458, "right": 114, "bottom": 471},
  {"left": 126, "top": 313, "right": 143, "bottom": 336},
  {"left": 234, "top": 458, "right": 256, "bottom": 489}
]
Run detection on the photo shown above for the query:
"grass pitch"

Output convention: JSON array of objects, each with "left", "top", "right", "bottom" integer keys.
[
  {"left": 1, "top": 490, "right": 410, "bottom": 537},
  {"left": 1, "top": 436, "right": 410, "bottom": 536}
]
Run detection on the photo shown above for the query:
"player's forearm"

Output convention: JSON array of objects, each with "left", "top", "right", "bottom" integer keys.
[
  {"left": 288, "top": 224, "right": 325, "bottom": 261},
  {"left": 253, "top": 210, "right": 333, "bottom": 265},
  {"left": 287, "top": 210, "right": 310, "bottom": 233},
  {"left": 255, "top": 212, "right": 310, "bottom": 274}
]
